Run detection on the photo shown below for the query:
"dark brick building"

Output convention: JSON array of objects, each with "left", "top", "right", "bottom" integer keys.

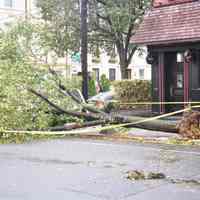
[{"left": 132, "top": 0, "right": 200, "bottom": 113}]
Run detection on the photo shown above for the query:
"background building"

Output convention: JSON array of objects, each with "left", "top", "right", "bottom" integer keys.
[
  {"left": 132, "top": 0, "right": 200, "bottom": 113},
  {"left": 0, "top": 0, "right": 36, "bottom": 25},
  {"left": 70, "top": 48, "right": 151, "bottom": 81},
  {"left": 0, "top": 0, "right": 151, "bottom": 81}
]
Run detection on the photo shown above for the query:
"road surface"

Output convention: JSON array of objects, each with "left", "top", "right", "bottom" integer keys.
[{"left": 0, "top": 138, "right": 200, "bottom": 200}]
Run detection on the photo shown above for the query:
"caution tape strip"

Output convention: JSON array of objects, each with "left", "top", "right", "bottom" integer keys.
[
  {"left": 1, "top": 105, "right": 200, "bottom": 135},
  {"left": 99, "top": 104, "right": 200, "bottom": 131},
  {"left": 110, "top": 101, "right": 200, "bottom": 105},
  {"left": 97, "top": 107, "right": 191, "bottom": 131}
]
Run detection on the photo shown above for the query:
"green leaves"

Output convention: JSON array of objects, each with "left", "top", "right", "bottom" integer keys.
[
  {"left": 113, "top": 80, "right": 151, "bottom": 105},
  {"left": 36, "top": 0, "right": 80, "bottom": 55},
  {"left": 36, "top": 0, "right": 151, "bottom": 79},
  {"left": 0, "top": 21, "right": 81, "bottom": 131},
  {"left": 100, "top": 74, "right": 110, "bottom": 92}
]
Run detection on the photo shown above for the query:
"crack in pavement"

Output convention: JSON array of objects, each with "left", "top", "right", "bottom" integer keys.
[
  {"left": 0, "top": 153, "right": 129, "bottom": 169},
  {"left": 59, "top": 187, "right": 110, "bottom": 200},
  {"left": 121, "top": 181, "right": 168, "bottom": 199}
]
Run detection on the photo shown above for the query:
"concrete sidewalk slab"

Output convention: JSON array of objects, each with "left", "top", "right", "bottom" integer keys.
[{"left": 128, "top": 128, "right": 180, "bottom": 139}]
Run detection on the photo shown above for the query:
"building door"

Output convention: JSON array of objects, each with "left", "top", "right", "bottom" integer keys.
[{"left": 165, "top": 52, "right": 184, "bottom": 112}]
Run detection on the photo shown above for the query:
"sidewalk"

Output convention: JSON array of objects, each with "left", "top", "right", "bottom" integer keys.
[
  {"left": 128, "top": 128, "right": 181, "bottom": 140},
  {"left": 63, "top": 126, "right": 200, "bottom": 146}
]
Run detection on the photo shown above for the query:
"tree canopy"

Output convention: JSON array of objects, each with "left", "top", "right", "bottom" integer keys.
[
  {"left": 36, "top": 0, "right": 151, "bottom": 78},
  {"left": 0, "top": 20, "right": 81, "bottom": 130}
]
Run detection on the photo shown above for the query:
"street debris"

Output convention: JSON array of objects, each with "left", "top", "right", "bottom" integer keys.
[
  {"left": 126, "top": 170, "right": 165, "bottom": 181},
  {"left": 126, "top": 170, "right": 200, "bottom": 187}
]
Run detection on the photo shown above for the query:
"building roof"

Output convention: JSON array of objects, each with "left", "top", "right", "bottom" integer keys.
[{"left": 131, "top": 1, "right": 200, "bottom": 45}]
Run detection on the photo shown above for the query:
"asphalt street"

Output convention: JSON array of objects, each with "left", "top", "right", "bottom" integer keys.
[{"left": 0, "top": 138, "right": 200, "bottom": 200}]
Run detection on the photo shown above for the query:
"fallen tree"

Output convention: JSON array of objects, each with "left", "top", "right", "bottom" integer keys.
[
  {"left": 30, "top": 87, "right": 178, "bottom": 132},
  {"left": 28, "top": 69, "right": 178, "bottom": 133},
  {"left": 50, "top": 120, "right": 106, "bottom": 131}
]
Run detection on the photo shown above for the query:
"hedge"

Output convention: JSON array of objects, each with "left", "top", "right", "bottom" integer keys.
[{"left": 112, "top": 80, "right": 151, "bottom": 104}]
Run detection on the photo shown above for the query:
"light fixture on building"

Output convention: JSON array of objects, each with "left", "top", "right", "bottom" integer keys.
[
  {"left": 184, "top": 49, "right": 192, "bottom": 63},
  {"left": 177, "top": 52, "right": 184, "bottom": 63},
  {"left": 146, "top": 53, "right": 155, "bottom": 64}
]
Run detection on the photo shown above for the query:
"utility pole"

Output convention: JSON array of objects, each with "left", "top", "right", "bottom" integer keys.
[
  {"left": 25, "top": 0, "right": 28, "bottom": 20},
  {"left": 80, "top": 0, "right": 89, "bottom": 100}
]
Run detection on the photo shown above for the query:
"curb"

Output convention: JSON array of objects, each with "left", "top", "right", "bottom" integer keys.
[
  {"left": 61, "top": 132, "right": 200, "bottom": 147},
  {"left": 1, "top": 131, "right": 200, "bottom": 146}
]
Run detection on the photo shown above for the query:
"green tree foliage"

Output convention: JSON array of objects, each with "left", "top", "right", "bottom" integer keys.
[
  {"left": 88, "top": 78, "right": 97, "bottom": 97},
  {"left": 0, "top": 32, "right": 50, "bottom": 130},
  {"left": 36, "top": 0, "right": 151, "bottom": 79},
  {"left": 36, "top": 0, "right": 80, "bottom": 56},
  {"left": 113, "top": 80, "right": 151, "bottom": 103},
  {"left": 0, "top": 21, "right": 81, "bottom": 130},
  {"left": 91, "top": 0, "right": 151, "bottom": 79},
  {"left": 100, "top": 74, "right": 110, "bottom": 92}
]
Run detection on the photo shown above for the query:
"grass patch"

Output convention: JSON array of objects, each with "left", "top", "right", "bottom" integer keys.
[{"left": 0, "top": 132, "right": 65, "bottom": 144}]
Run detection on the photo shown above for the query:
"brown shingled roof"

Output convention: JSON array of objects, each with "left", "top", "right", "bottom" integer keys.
[{"left": 131, "top": 1, "right": 200, "bottom": 45}]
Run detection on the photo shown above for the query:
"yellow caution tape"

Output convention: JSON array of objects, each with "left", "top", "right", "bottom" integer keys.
[
  {"left": 1, "top": 105, "right": 200, "bottom": 135},
  {"left": 99, "top": 105, "right": 200, "bottom": 131},
  {"left": 110, "top": 101, "right": 200, "bottom": 105},
  {"left": 0, "top": 130, "right": 70, "bottom": 135},
  {"left": 98, "top": 107, "right": 191, "bottom": 131}
]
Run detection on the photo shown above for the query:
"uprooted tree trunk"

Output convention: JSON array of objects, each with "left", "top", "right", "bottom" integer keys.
[{"left": 50, "top": 120, "right": 106, "bottom": 131}]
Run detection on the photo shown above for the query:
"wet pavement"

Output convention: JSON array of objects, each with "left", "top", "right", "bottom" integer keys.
[
  {"left": 0, "top": 139, "right": 200, "bottom": 199},
  {"left": 128, "top": 128, "right": 181, "bottom": 139}
]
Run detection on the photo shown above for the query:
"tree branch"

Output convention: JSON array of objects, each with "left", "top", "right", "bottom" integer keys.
[
  {"left": 93, "top": 22, "right": 114, "bottom": 36},
  {"left": 50, "top": 120, "right": 106, "bottom": 131},
  {"left": 124, "top": 23, "right": 135, "bottom": 55},
  {"left": 95, "top": 0, "right": 107, "bottom": 5},
  {"left": 28, "top": 88, "right": 100, "bottom": 120},
  {"left": 127, "top": 46, "right": 137, "bottom": 65}
]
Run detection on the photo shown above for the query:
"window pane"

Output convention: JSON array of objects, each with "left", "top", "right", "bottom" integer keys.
[
  {"left": 139, "top": 69, "right": 144, "bottom": 80},
  {"left": 109, "top": 68, "right": 116, "bottom": 81},
  {"left": 92, "top": 68, "right": 100, "bottom": 81},
  {"left": 4, "top": 0, "right": 13, "bottom": 7},
  {"left": 126, "top": 69, "right": 132, "bottom": 79}
]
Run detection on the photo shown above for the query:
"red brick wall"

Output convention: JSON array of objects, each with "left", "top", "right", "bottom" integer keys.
[{"left": 153, "top": 0, "right": 196, "bottom": 7}]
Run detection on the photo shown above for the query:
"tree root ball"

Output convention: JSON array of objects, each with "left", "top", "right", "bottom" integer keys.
[{"left": 176, "top": 110, "right": 200, "bottom": 139}]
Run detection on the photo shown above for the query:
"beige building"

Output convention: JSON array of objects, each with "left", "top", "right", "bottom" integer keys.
[
  {"left": 0, "top": 0, "right": 151, "bottom": 81},
  {"left": 70, "top": 48, "right": 151, "bottom": 81},
  {"left": 0, "top": 0, "right": 36, "bottom": 25}
]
